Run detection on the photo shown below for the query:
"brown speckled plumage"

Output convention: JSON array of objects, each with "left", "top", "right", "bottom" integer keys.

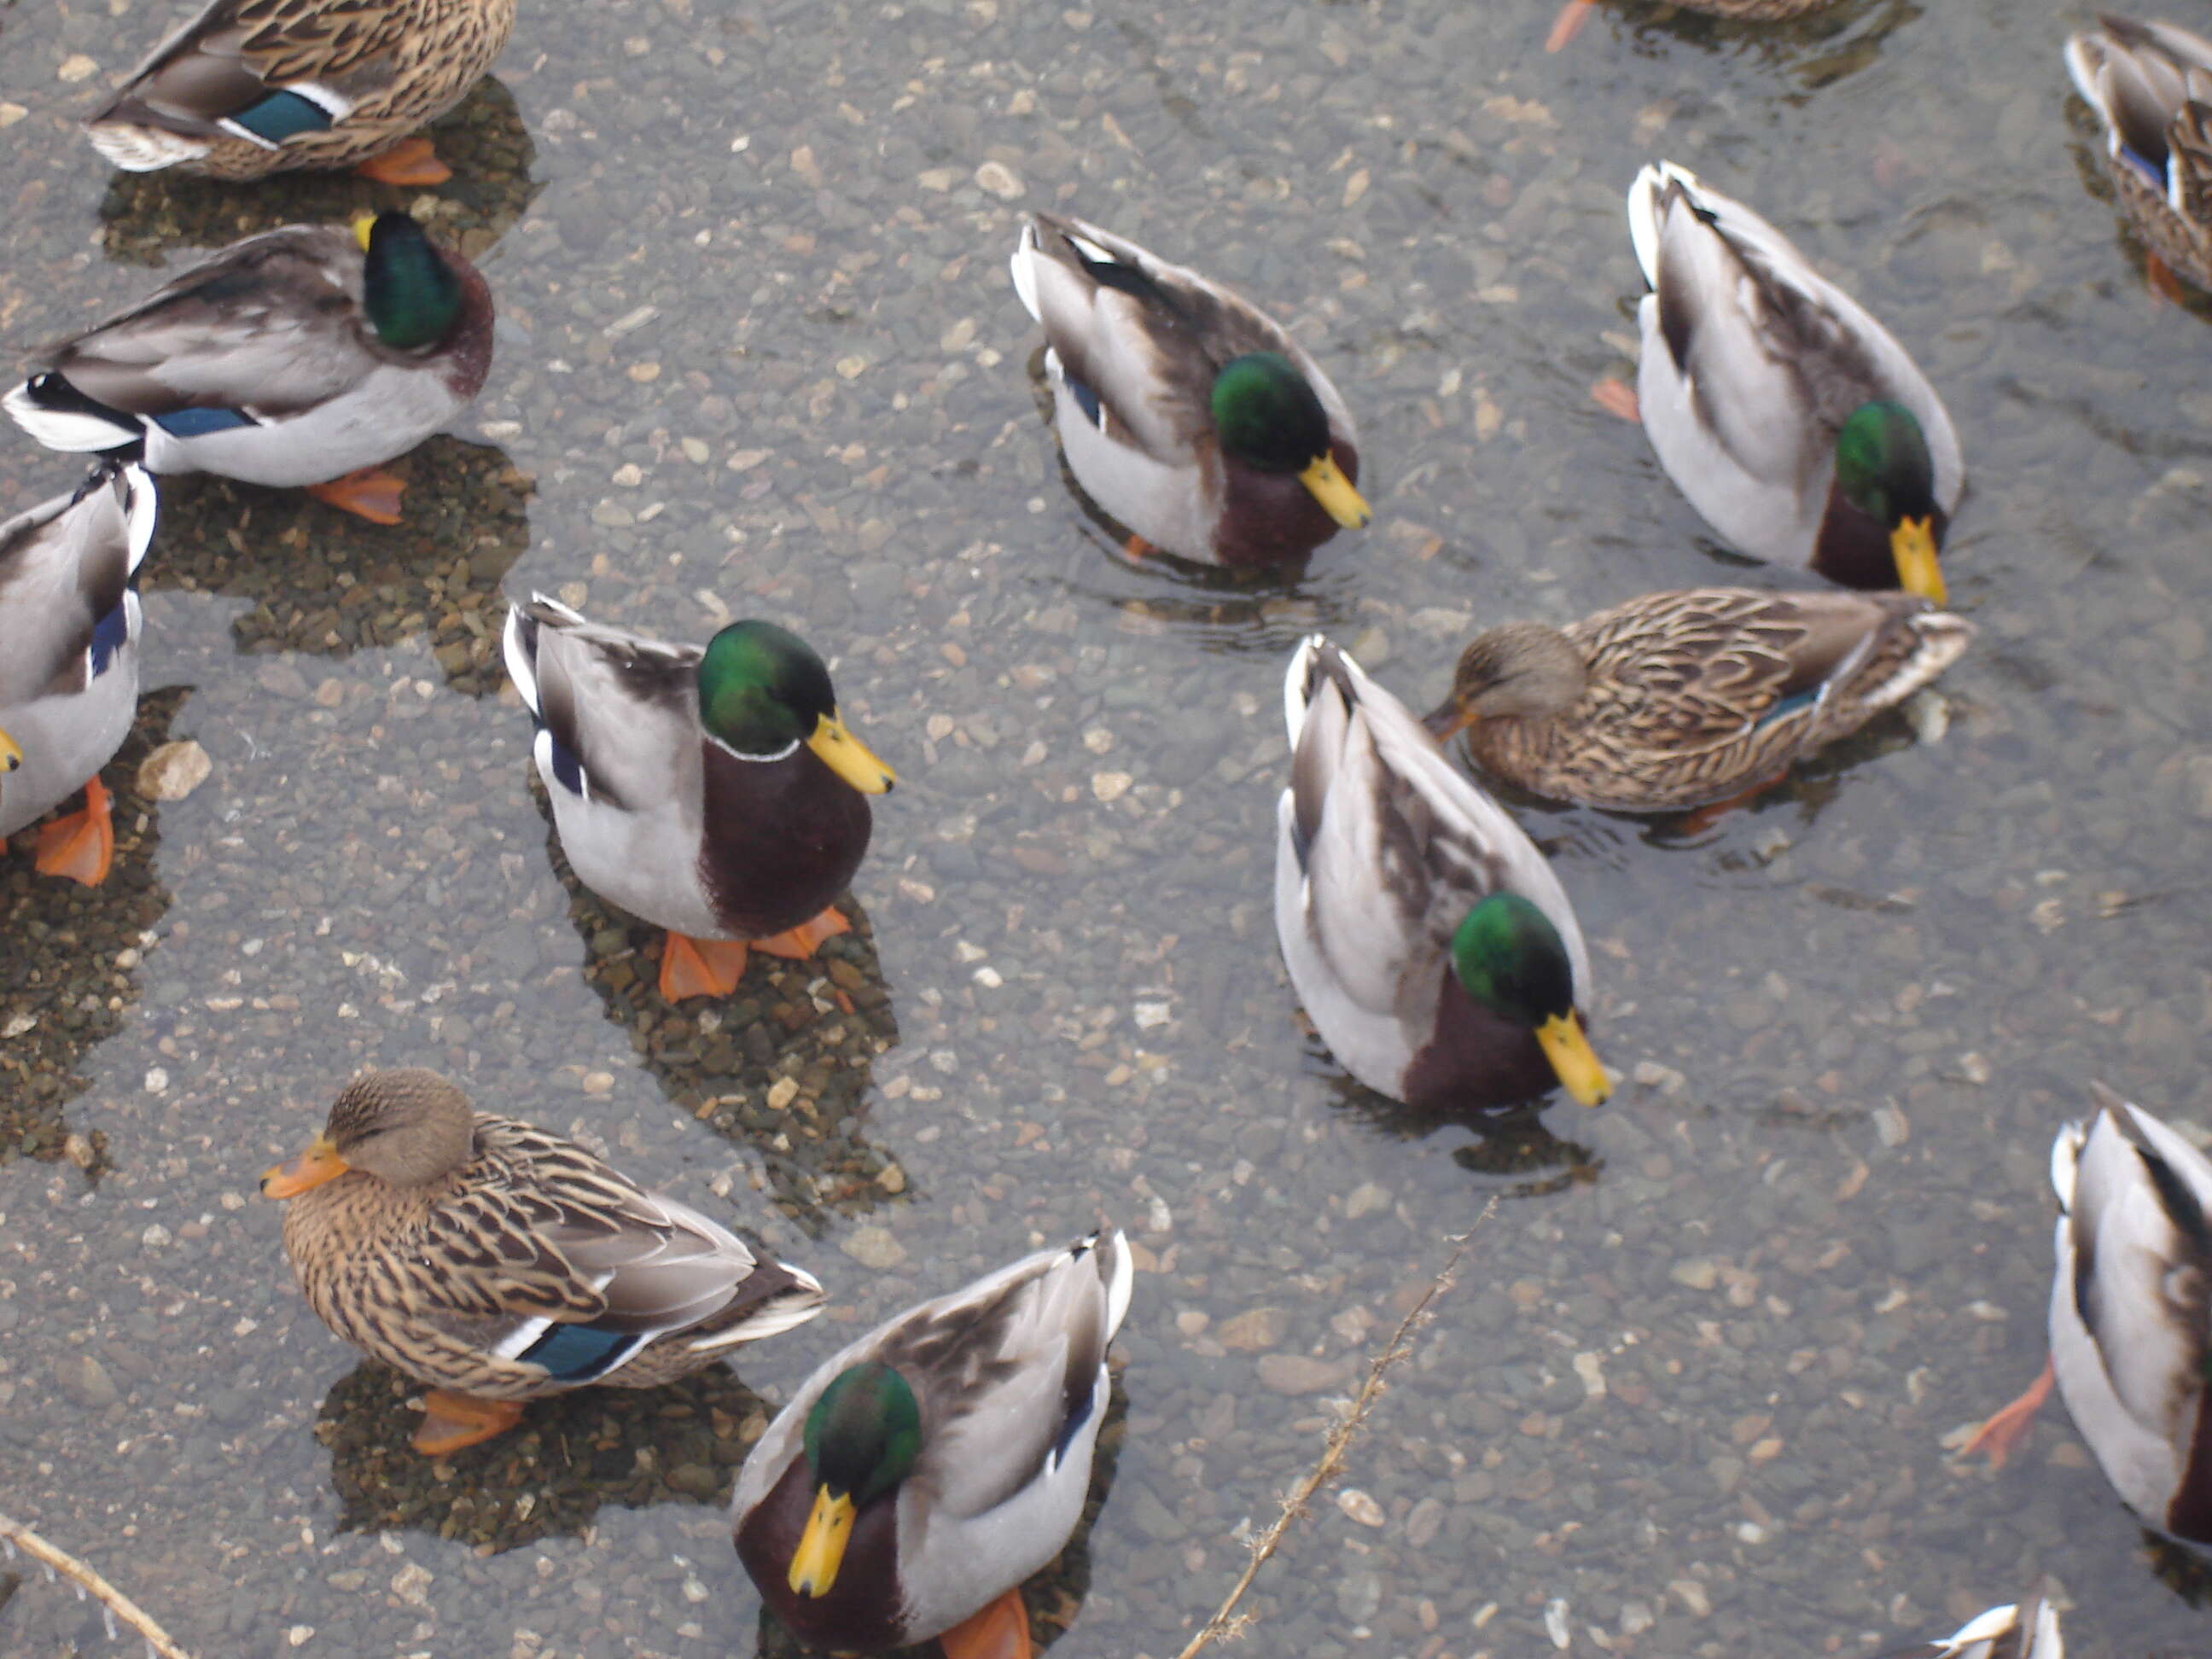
[
  {"left": 2065, "top": 15, "right": 2212, "bottom": 293},
  {"left": 275, "top": 1068, "right": 824, "bottom": 1403},
  {"left": 1673, "top": 0, "right": 1837, "bottom": 18},
  {"left": 1433, "top": 588, "right": 1973, "bottom": 812},
  {"left": 85, "top": 0, "right": 516, "bottom": 179}
]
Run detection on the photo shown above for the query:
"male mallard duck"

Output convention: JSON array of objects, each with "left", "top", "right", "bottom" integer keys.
[
  {"left": 1883, "top": 1598, "right": 2063, "bottom": 1659},
  {"left": 260, "top": 1067, "right": 826, "bottom": 1454},
  {"left": 502, "top": 597, "right": 894, "bottom": 1003},
  {"left": 84, "top": 0, "right": 517, "bottom": 186},
  {"left": 1548, "top": 0, "right": 1837, "bottom": 50},
  {"left": 1964, "top": 1087, "right": 2212, "bottom": 1553},
  {"left": 1274, "top": 636, "right": 1607, "bottom": 1112},
  {"left": 1624, "top": 161, "right": 1965, "bottom": 602},
  {"left": 0, "top": 462, "right": 158, "bottom": 887},
  {"left": 3, "top": 211, "right": 492, "bottom": 525},
  {"left": 732, "top": 1231, "right": 1131, "bottom": 1659},
  {"left": 1423, "top": 587, "right": 1973, "bottom": 812},
  {"left": 2064, "top": 15, "right": 2212, "bottom": 295},
  {"left": 1008, "top": 211, "right": 1370, "bottom": 568}
]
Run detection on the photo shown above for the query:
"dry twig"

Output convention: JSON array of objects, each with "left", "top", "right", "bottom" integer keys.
[
  {"left": 1169, "top": 1202, "right": 1493, "bottom": 1659},
  {"left": 0, "top": 1511, "right": 197, "bottom": 1659}
]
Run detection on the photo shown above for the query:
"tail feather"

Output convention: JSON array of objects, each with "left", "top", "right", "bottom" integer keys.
[{"left": 5, "top": 375, "right": 146, "bottom": 455}]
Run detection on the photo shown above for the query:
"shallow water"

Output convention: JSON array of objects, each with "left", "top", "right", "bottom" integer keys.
[{"left": 3, "top": 0, "right": 2209, "bottom": 1655}]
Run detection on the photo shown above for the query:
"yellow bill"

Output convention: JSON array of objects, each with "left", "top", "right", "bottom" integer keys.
[
  {"left": 1535, "top": 1012, "right": 1610, "bottom": 1107},
  {"left": 808, "top": 713, "right": 895, "bottom": 795},
  {"left": 261, "top": 1132, "right": 352, "bottom": 1199},
  {"left": 0, "top": 724, "right": 21, "bottom": 773},
  {"left": 1299, "top": 454, "right": 1371, "bottom": 530},
  {"left": 788, "top": 1484, "right": 857, "bottom": 1598},
  {"left": 352, "top": 216, "right": 377, "bottom": 253},
  {"left": 1889, "top": 516, "right": 1945, "bottom": 605}
]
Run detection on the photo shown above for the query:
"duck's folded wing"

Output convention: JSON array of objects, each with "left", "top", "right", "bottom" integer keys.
[
  {"left": 44, "top": 230, "right": 375, "bottom": 420},
  {"left": 888, "top": 1234, "right": 1128, "bottom": 1518},
  {"left": 91, "top": 0, "right": 407, "bottom": 144},
  {"left": 1016, "top": 213, "right": 1280, "bottom": 466},
  {"left": 2066, "top": 1098, "right": 2212, "bottom": 1445},
  {"left": 504, "top": 597, "right": 702, "bottom": 814},
  {"left": 0, "top": 463, "right": 154, "bottom": 707}
]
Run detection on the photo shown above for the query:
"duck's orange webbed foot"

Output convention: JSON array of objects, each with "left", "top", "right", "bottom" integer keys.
[
  {"left": 1591, "top": 379, "right": 1642, "bottom": 422},
  {"left": 659, "top": 932, "right": 751, "bottom": 1001},
  {"left": 34, "top": 777, "right": 116, "bottom": 886},
  {"left": 938, "top": 1588, "right": 1033, "bottom": 1659},
  {"left": 1546, "top": 0, "right": 1599, "bottom": 51},
  {"left": 413, "top": 1390, "right": 524, "bottom": 1455},
  {"left": 754, "top": 906, "right": 853, "bottom": 962},
  {"left": 1957, "top": 1355, "right": 2055, "bottom": 1470},
  {"left": 307, "top": 467, "right": 406, "bottom": 525},
  {"left": 2146, "top": 251, "right": 2190, "bottom": 306},
  {"left": 356, "top": 137, "right": 452, "bottom": 188}
]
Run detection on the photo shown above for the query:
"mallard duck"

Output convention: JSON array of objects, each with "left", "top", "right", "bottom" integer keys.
[
  {"left": 3, "top": 211, "right": 493, "bottom": 525},
  {"left": 2064, "top": 15, "right": 2212, "bottom": 294},
  {"left": 1548, "top": 0, "right": 1837, "bottom": 50},
  {"left": 84, "top": 0, "right": 517, "bottom": 186},
  {"left": 259, "top": 1067, "right": 826, "bottom": 1454},
  {"left": 0, "top": 462, "right": 158, "bottom": 887},
  {"left": 1884, "top": 1598, "right": 2063, "bottom": 1659},
  {"left": 732, "top": 1231, "right": 1131, "bottom": 1659},
  {"left": 1423, "top": 587, "right": 1973, "bottom": 812},
  {"left": 1008, "top": 211, "right": 1370, "bottom": 568},
  {"left": 1624, "top": 161, "right": 1965, "bottom": 602},
  {"left": 502, "top": 597, "right": 894, "bottom": 1003},
  {"left": 1964, "top": 1087, "right": 2212, "bottom": 1552},
  {"left": 1274, "top": 636, "right": 1608, "bottom": 1112}
]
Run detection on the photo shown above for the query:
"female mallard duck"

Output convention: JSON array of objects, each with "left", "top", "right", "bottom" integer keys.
[
  {"left": 732, "top": 1231, "right": 1132, "bottom": 1659},
  {"left": 1423, "top": 587, "right": 1973, "bottom": 812},
  {"left": 1890, "top": 1598, "right": 2063, "bottom": 1659},
  {"left": 1624, "top": 161, "right": 1965, "bottom": 603},
  {"left": 2064, "top": 15, "right": 2212, "bottom": 294},
  {"left": 502, "top": 597, "right": 894, "bottom": 1003},
  {"left": 1275, "top": 636, "right": 1608, "bottom": 1112},
  {"left": 1964, "top": 1087, "right": 2212, "bottom": 1553},
  {"left": 3, "top": 210, "right": 492, "bottom": 525},
  {"left": 260, "top": 1067, "right": 827, "bottom": 1454},
  {"left": 1008, "top": 211, "right": 1370, "bottom": 568},
  {"left": 84, "top": 0, "right": 517, "bottom": 186},
  {"left": 1548, "top": 0, "right": 1837, "bottom": 51},
  {"left": 0, "top": 462, "right": 158, "bottom": 887}
]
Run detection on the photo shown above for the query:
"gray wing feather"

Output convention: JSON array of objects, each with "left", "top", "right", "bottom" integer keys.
[{"left": 40, "top": 227, "right": 382, "bottom": 418}]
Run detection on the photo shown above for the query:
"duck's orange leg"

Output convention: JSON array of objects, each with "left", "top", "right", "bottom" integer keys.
[
  {"left": 356, "top": 137, "right": 452, "bottom": 188},
  {"left": 413, "top": 1390, "right": 524, "bottom": 1455},
  {"left": 34, "top": 777, "right": 115, "bottom": 886},
  {"left": 307, "top": 468, "right": 407, "bottom": 525},
  {"left": 1673, "top": 770, "right": 1790, "bottom": 837},
  {"left": 2146, "top": 251, "right": 2190, "bottom": 306},
  {"left": 1546, "top": 0, "right": 1599, "bottom": 50},
  {"left": 1122, "top": 532, "right": 1153, "bottom": 561},
  {"left": 1958, "top": 1355, "right": 2055, "bottom": 1469},
  {"left": 659, "top": 932, "right": 751, "bottom": 1000},
  {"left": 938, "top": 1588, "right": 1032, "bottom": 1659},
  {"left": 1591, "top": 379, "right": 1642, "bottom": 422},
  {"left": 754, "top": 906, "right": 852, "bottom": 962}
]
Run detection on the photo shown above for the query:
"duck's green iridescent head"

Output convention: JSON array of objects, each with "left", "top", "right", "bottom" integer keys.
[
  {"left": 697, "top": 620, "right": 894, "bottom": 793},
  {"left": 1210, "top": 352, "right": 1371, "bottom": 529},
  {"left": 788, "top": 1363, "right": 923, "bottom": 1598},
  {"left": 358, "top": 211, "right": 463, "bottom": 352},
  {"left": 1834, "top": 401, "right": 1945, "bottom": 603},
  {"left": 1449, "top": 893, "right": 1609, "bottom": 1106}
]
